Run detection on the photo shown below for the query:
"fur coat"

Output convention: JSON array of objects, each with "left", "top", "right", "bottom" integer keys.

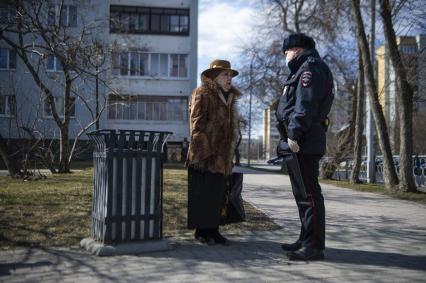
[{"left": 185, "top": 74, "right": 242, "bottom": 176}]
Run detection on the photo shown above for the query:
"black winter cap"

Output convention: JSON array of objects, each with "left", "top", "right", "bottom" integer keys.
[{"left": 282, "top": 33, "right": 316, "bottom": 53}]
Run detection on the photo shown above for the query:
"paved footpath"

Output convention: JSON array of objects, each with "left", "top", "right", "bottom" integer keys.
[{"left": 1, "top": 167, "right": 426, "bottom": 282}]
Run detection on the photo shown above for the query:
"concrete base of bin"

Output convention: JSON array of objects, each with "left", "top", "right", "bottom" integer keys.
[{"left": 80, "top": 238, "right": 174, "bottom": 256}]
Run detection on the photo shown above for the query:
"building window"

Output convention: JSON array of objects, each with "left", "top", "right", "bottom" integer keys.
[
  {"left": 400, "top": 45, "right": 417, "bottom": 54},
  {"left": 0, "top": 95, "right": 16, "bottom": 116},
  {"left": 108, "top": 95, "right": 187, "bottom": 121},
  {"left": 111, "top": 52, "right": 189, "bottom": 79},
  {"left": 44, "top": 96, "right": 76, "bottom": 118},
  {"left": 49, "top": 5, "right": 77, "bottom": 27},
  {"left": 110, "top": 5, "right": 189, "bottom": 35},
  {"left": 170, "top": 54, "right": 188, "bottom": 78},
  {"left": 0, "top": 4, "right": 15, "bottom": 25},
  {"left": 0, "top": 48, "right": 17, "bottom": 70},
  {"left": 47, "top": 54, "right": 62, "bottom": 71}
]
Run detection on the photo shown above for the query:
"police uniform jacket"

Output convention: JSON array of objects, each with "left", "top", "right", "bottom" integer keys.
[{"left": 276, "top": 48, "right": 334, "bottom": 155}]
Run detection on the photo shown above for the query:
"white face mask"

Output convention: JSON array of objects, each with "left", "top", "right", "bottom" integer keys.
[
  {"left": 285, "top": 48, "right": 300, "bottom": 68},
  {"left": 285, "top": 57, "right": 291, "bottom": 68}
]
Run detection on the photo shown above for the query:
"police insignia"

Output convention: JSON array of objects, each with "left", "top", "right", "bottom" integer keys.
[{"left": 301, "top": 71, "right": 312, "bottom": 87}]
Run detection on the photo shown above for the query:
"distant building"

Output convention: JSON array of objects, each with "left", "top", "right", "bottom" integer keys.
[
  {"left": 263, "top": 105, "right": 280, "bottom": 160},
  {"left": 376, "top": 35, "right": 426, "bottom": 152}
]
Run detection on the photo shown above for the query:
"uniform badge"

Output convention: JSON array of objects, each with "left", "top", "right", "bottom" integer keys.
[{"left": 301, "top": 71, "right": 312, "bottom": 87}]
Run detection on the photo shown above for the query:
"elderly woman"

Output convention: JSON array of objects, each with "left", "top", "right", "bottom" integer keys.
[{"left": 185, "top": 59, "right": 241, "bottom": 245}]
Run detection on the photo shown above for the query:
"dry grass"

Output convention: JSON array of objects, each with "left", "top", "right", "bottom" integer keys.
[
  {"left": 0, "top": 170, "right": 93, "bottom": 248},
  {"left": 0, "top": 163, "right": 280, "bottom": 248}
]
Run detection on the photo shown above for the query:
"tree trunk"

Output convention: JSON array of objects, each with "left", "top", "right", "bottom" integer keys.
[
  {"left": 59, "top": 126, "right": 70, "bottom": 173},
  {"left": 351, "top": 0, "right": 398, "bottom": 190},
  {"left": 350, "top": 46, "right": 365, "bottom": 184},
  {"left": 0, "top": 133, "right": 21, "bottom": 177},
  {"left": 379, "top": 0, "right": 416, "bottom": 192}
]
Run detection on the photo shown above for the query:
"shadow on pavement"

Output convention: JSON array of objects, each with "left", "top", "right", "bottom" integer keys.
[
  {"left": 325, "top": 247, "right": 426, "bottom": 271},
  {"left": 0, "top": 261, "right": 53, "bottom": 276}
]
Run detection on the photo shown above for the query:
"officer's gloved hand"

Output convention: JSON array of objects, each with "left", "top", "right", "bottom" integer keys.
[
  {"left": 287, "top": 138, "right": 300, "bottom": 153},
  {"left": 277, "top": 139, "right": 291, "bottom": 157}
]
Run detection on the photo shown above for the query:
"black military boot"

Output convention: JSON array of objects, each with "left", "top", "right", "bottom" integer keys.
[
  {"left": 287, "top": 246, "right": 324, "bottom": 261},
  {"left": 281, "top": 240, "right": 302, "bottom": 251}
]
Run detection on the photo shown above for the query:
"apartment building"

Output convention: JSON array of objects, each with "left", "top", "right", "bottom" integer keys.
[
  {"left": 376, "top": 35, "right": 426, "bottom": 152},
  {"left": 0, "top": 0, "right": 198, "bottom": 161}
]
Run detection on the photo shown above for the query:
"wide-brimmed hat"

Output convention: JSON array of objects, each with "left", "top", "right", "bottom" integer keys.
[{"left": 201, "top": 59, "right": 239, "bottom": 78}]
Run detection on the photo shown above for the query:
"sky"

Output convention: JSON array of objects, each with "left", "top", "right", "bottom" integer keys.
[
  {"left": 197, "top": 0, "right": 258, "bottom": 82},
  {"left": 197, "top": 0, "right": 265, "bottom": 137}
]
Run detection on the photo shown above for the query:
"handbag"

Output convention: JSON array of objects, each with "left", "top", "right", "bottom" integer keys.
[{"left": 220, "top": 172, "right": 246, "bottom": 224}]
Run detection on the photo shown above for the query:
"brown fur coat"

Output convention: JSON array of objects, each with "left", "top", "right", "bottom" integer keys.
[{"left": 185, "top": 74, "right": 242, "bottom": 176}]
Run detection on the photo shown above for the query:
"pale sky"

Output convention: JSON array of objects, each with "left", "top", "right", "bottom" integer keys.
[
  {"left": 197, "top": 1, "right": 263, "bottom": 137},
  {"left": 197, "top": 0, "right": 258, "bottom": 82}
]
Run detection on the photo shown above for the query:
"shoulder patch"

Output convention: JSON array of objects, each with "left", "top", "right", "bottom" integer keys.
[
  {"left": 307, "top": 56, "right": 316, "bottom": 63},
  {"left": 301, "top": 71, "right": 312, "bottom": 87}
]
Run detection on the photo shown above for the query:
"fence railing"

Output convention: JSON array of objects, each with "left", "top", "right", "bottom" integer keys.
[{"left": 331, "top": 155, "right": 426, "bottom": 188}]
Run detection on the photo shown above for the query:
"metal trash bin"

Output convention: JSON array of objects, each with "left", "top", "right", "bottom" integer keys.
[{"left": 87, "top": 129, "right": 172, "bottom": 244}]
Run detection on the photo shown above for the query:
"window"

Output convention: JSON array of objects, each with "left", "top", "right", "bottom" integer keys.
[
  {"left": 0, "top": 95, "right": 16, "bottom": 116},
  {"left": 111, "top": 52, "right": 189, "bottom": 78},
  {"left": 47, "top": 54, "right": 62, "bottom": 71},
  {"left": 139, "top": 53, "right": 148, "bottom": 76},
  {"left": 110, "top": 5, "right": 189, "bottom": 35},
  {"left": 108, "top": 95, "right": 187, "bottom": 121},
  {"left": 400, "top": 45, "right": 417, "bottom": 54},
  {"left": 48, "top": 5, "right": 56, "bottom": 26},
  {"left": 0, "top": 4, "right": 15, "bottom": 25},
  {"left": 44, "top": 96, "right": 76, "bottom": 117},
  {"left": 0, "top": 48, "right": 17, "bottom": 70},
  {"left": 59, "top": 5, "right": 77, "bottom": 27},
  {"left": 170, "top": 54, "right": 188, "bottom": 78}
]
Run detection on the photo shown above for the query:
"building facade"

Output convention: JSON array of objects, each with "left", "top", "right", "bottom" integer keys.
[
  {"left": 262, "top": 106, "right": 280, "bottom": 160},
  {"left": 376, "top": 35, "right": 426, "bottom": 152},
  {"left": 0, "top": 0, "right": 198, "bottom": 161}
]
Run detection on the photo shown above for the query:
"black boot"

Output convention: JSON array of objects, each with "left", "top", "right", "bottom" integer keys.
[
  {"left": 287, "top": 246, "right": 324, "bottom": 261},
  {"left": 194, "top": 229, "right": 215, "bottom": 245},
  {"left": 209, "top": 228, "right": 229, "bottom": 245},
  {"left": 281, "top": 240, "right": 302, "bottom": 251}
]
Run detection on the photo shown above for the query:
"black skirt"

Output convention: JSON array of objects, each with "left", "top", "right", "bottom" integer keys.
[{"left": 187, "top": 167, "right": 227, "bottom": 229}]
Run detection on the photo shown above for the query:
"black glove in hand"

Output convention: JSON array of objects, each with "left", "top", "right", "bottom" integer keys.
[{"left": 277, "top": 139, "right": 291, "bottom": 157}]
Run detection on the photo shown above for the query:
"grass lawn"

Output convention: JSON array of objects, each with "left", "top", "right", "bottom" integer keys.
[{"left": 0, "top": 163, "right": 280, "bottom": 249}]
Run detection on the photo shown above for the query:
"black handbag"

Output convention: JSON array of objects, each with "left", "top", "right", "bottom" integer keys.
[{"left": 220, "top": 172, "right": 246, "bottom": 224}]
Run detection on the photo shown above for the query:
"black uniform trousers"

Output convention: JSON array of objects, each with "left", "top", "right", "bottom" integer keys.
[{"left": 290, "top": 154, "right": 325, "bottom": 250}]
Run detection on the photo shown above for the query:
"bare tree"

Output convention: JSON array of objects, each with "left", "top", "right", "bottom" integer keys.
[
  {"left": 350, "top": 45, "right": 365, "bottom": 184},
  {"left": 0, "top": 133, "right": 21, "bottom": 177},
  {"left": 378, "top": 0, "right": 417, "bottom": 192},
  {"left": 0, "top": 0, "right": 109, "bottom": 173},
  {"left": 351, "top": 0, "right": 399, "bottom": 190}
]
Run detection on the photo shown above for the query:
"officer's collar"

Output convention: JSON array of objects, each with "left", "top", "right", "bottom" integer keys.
[{"left": 288, "top": 48, "right": 319, "bottom": 73}]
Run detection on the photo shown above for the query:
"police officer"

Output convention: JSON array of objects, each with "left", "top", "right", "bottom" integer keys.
[{"left": 275, "top": 33, "right": 334, "bottom": 261}]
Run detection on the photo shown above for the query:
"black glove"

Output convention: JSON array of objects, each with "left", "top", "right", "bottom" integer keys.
[{"left": 276, "top": 139, "right": 292, "bottom": 157}]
